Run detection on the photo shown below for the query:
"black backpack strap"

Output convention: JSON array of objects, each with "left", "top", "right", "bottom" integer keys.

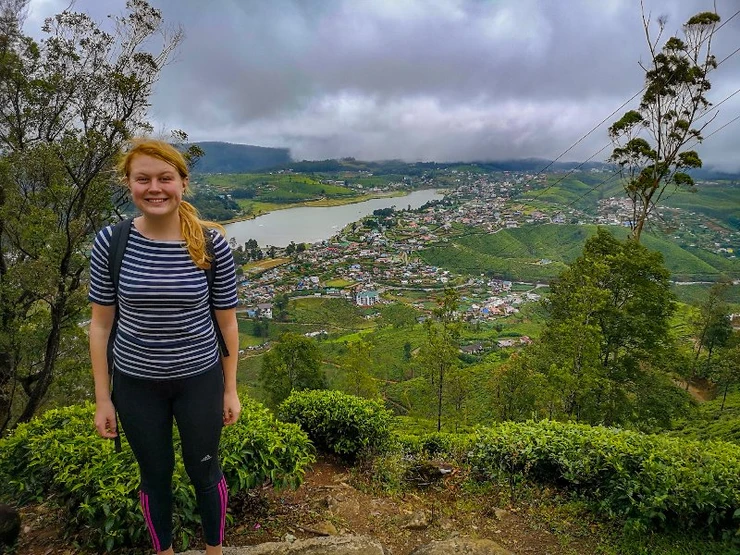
[
  {"left": 205, "top": 228, "right": 230, "bottom": 358},
  {"left": 109, "top": 219, "right": 133, "bottom": 292},
  {"left": 106, "top": 219, "right": 132, "bottom": 454},
  {"left": 106, "top": 219, "right": 132, "bottom": 374}
]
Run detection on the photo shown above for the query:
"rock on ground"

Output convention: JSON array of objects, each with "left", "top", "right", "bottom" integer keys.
[
  {"left": 408, "top": 537, "right": 514, "bottom": 555},
  {"left": 177, "top": 534, "right": 387, "bottom": 555}
]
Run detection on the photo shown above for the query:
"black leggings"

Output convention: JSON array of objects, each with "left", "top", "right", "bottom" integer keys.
[{"left": 114, "top": 364, "right": 227, "bottom": 551}]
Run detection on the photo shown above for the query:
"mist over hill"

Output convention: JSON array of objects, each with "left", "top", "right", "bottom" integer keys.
[{"left": 190, "top": 142, "right": 740, "bottom": 181}]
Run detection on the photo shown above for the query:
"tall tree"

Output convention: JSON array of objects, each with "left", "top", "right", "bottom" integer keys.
[
  {"left": 712, "top": 331, "right": 740, "bottom": 412},
  {"left": 530, "top": 228, "right": 679, "bottom": 427},
  {"left": 688, "top": 281, "right": 732, "bottom": 386},
  {"left": 0, "top": 0, "right": 181, "bottom": 431},
  {"left": 418, "top": 288, "right": 461, "bottom": 432},
  {"left": 608, "top": 9, "right": 720, "bottom": 242},
  {"left": 491, "top": 354, "right": 542, "bottom": 421},
  {"left": 339, "top": 338, "right": 378, "bottom": 399},
  {"left": 259, "top": 332, "right": 324, "bottom": 406}
]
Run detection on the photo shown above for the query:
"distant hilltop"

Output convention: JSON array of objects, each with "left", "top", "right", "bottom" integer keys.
[
  {"left": 189, "top": 142, "right": 739, "bottom": 180},
  {"left": 189, "top": 141, "right": 292, "bottom": 173}
]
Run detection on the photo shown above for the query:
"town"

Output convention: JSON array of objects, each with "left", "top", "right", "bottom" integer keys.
[{"left": 226, "top": 167, "right": 738, "bottom": 342}]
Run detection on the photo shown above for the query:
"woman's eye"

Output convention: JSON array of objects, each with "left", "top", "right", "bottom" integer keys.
[{"left": 136, "top": 177, "right": 149, "bottom": 183}]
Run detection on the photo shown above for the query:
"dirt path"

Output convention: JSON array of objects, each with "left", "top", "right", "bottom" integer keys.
[
  {"left": 230, "top": 456, "right": 601, "bottom": 555},
  {"left": 17, "top": 456, "right": 602, "bottom": 555}
]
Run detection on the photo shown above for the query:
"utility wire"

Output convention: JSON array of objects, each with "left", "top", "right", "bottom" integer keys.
[
  {"left": 495, "top": 102, "right": 739, "bottom": 262},
  {"left": 446, "top": 10, "right": 740, "bottom": 264},
  {"left": 521, "top": 16, "right": 740, "bottom": 231},
  {"left": 515, "top": 9, "right": 740, "bottom": 203},
  {"left": 465, "top": 93, "right": 740, "bottom": 262},
  {"left": 701, "top": 112, "right": 740, "bottom": 141},
  {"left": 717, "top": 45, "right": 740, "bottom": 66}
]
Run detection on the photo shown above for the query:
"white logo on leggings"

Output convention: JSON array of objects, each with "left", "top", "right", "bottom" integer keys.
[{"left": 200, "top": 454, "right": 212, "bottom": 462}]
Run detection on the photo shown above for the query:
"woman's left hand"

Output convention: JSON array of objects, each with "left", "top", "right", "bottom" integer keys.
[{"left": 223, "top": 390, "right": 241, "bottom": 426}]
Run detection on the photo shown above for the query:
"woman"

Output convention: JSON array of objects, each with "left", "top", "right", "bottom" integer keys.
[{"left": 88, "top": 139, "right": 240, "bottom": 555}]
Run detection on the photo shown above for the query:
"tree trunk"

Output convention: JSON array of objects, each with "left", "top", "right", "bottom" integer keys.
[
  {"left": 17, "top": 298, "right": 64, "bottom": 424},
  {"left": 437, "top": 364, "right": 443, "bottom": 432}
]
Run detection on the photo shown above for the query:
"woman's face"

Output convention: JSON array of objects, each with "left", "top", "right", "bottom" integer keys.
[{"left": 127, "top": 154, "right": 187, "bottom": 221}]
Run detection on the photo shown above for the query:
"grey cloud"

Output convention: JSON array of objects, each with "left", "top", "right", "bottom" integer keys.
[{"left": 24, "top": 0, "right": 740, "bottom": 170}]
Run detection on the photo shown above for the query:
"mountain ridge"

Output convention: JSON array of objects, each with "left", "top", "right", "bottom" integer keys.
[{"left": 190, "top": 142, "right": 740, "bottom": 180}]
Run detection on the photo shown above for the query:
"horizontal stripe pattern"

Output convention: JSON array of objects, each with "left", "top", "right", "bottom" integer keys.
[{"left": 89, "top": 223, "right": 238, "bottom": 380}]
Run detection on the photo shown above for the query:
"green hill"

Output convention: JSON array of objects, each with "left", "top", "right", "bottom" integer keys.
[
  {"left": 662, "top": 180, "right": 740, "bottom": 230},
  {"left": 202, "top": 172, "right": 356, "bottom": 204},
  {"left": 191, "top": 141, "right": 291, "bottom": 173},
  {"left": 419, "top": 224, "right": 739, "bottom": 282},
  {"left": 521, "top": 172, "right": 625, "bottom": 212}
]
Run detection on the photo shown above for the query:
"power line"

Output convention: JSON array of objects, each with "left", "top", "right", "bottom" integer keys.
[
  {"left": 707, "top": 86, "right": 740, "bottom": 115},
  {"left": 701, "top": 113, "right": 740, "bottom": 141},
  {"left": 495, "top": 102, "right": 739, "bottom": 261},
  {"left": 445, "top": 10, "right": 740, "bottom": 265},
  {"left": 714, "top": 8, "right": 740, "bottom": 33},
  {"left": 717, "top": 45, "right": 740, "bottom": 67},
  {"left": 525, "top": 90, "right": 643, "bottom": 178},
  {"left": 527, "top": 141, "right": 613, "bottom": 202},
  {"left": 432, "top": 25, "right": 739, "bottom": 266},
  {"left": 515, "top": 9, "right": 740, "bottom": 203}
]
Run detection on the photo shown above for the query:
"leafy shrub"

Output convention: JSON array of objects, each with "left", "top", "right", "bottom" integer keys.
[
  {"left": 279, "top": 390, "right": 392, "bottom": 460},
  {"left": 362, "top": 432, "right": 473, "bottom": 493},
  {"left": 395, "top": 431, "right": 473, "bottom": 458},
  {"left": 469, "top": 420, "right": 740, "bottom": 536},
  {"left": 0, "top": 398, "right": 313, "bottom": 552},
  {"left": 220, "top": 398, "right": 315, "bottom": 490}
]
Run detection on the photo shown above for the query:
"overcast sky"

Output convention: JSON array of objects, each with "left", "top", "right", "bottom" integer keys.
[{"left": 25, "top": 0, "right": 740, "bottom": 171}]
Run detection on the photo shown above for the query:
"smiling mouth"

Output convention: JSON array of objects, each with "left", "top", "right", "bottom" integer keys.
[{"left": 146, "top": 199, "right": 167, "bottom": 203}]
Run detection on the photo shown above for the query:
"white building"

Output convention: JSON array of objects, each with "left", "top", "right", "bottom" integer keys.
[{"left": 356, "top": 290, "right": 380, "bottom": 307}]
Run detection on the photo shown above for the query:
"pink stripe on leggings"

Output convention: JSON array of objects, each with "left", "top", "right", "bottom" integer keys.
[
  {"left": 140, "top": 490, "right": 161, "bottom": 552},
  {"left": 217, "top": 476, "right": 228, "bottom": 544}
]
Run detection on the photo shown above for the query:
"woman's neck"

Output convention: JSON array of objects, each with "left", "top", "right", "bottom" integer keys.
[{"left": 133, "top": 214, "right": 183, "bottom": 241}]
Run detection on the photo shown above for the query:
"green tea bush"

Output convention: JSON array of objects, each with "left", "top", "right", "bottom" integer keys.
[
  {"left": 279, "top": 390, "right": 392, "bottom": 460},
  {"left": 395, "top": 431, "right": 473, "bottom": 459},
  {"left": 0, "top": 398, "right": 313, "bottom": 552},
  {"left": 469, "top": 420, "right": 740, "bottom": 536}
]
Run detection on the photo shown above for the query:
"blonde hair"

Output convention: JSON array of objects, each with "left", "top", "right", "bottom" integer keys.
[{"left": 118, "top": 139, "right": 226, "bottom": 269}]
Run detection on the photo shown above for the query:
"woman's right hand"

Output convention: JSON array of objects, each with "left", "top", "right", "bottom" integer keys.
[{"left": 94, "top": 398, "right": 118, "bottom": 439}]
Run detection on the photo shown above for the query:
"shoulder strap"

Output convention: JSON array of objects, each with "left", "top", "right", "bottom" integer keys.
[
  {"left": 106, "top": 219, "right": 131, "bottom": 453},
  {"left": 205, "top": 228, "right": 230, "bottom": 358},
  {"left": 109, "top": 219, "right": 133, "bottom": 293},
  {"left": 205, "top": 229, "right": 216, "bottom": 291}
]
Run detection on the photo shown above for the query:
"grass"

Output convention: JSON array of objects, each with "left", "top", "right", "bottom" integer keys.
[
  {"left": 663, "top": 180, "right": 740, "bottom": 229},
  {"left": 672, "top": 282, "right": 740, "bottom": 310},
  {"left": 243, "top": 257, "right": 290, "bottom": 274},
  {"left": 324, "top": 278, "right": 353, "bottom": 288},
  {"left": 291, "top": 297, "right": 372, "bottom": 330},
  {"left": 670, "top": 388, "right": 740, "bottom": 445}
]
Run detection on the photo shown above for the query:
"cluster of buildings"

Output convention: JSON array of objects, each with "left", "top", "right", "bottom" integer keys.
[{"left": 235, "top": 167, "right": 734, "bottom": 324}]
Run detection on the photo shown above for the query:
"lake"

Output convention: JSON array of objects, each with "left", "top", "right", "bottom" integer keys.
[{"left": 225, "top": 189, "right": 443, "bottom": 247}]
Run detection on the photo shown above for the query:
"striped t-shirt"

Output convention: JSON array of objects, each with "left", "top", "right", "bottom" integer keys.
[{"left": 88, "top": 223, "right": 238, "bottom": 380}]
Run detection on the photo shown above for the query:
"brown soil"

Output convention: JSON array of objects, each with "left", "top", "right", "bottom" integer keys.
[
  {"left": 673, "top": 377, "right": 716, "bottom": 402},
  {"left": 16, "top": 455, "right": 603, "bottom": 555}
]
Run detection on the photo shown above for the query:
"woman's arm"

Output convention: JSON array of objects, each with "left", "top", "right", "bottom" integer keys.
[
  {"left": 214, "top": 307, "right": 241, "bottom": 425},
  {"left": 89, "top": 302, "right": 118, "bottom": 438}
]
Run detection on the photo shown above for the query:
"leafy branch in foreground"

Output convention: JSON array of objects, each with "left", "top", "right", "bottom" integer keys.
[{"left": 0, "top": 0, "right": 181, "bottom": 431}]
